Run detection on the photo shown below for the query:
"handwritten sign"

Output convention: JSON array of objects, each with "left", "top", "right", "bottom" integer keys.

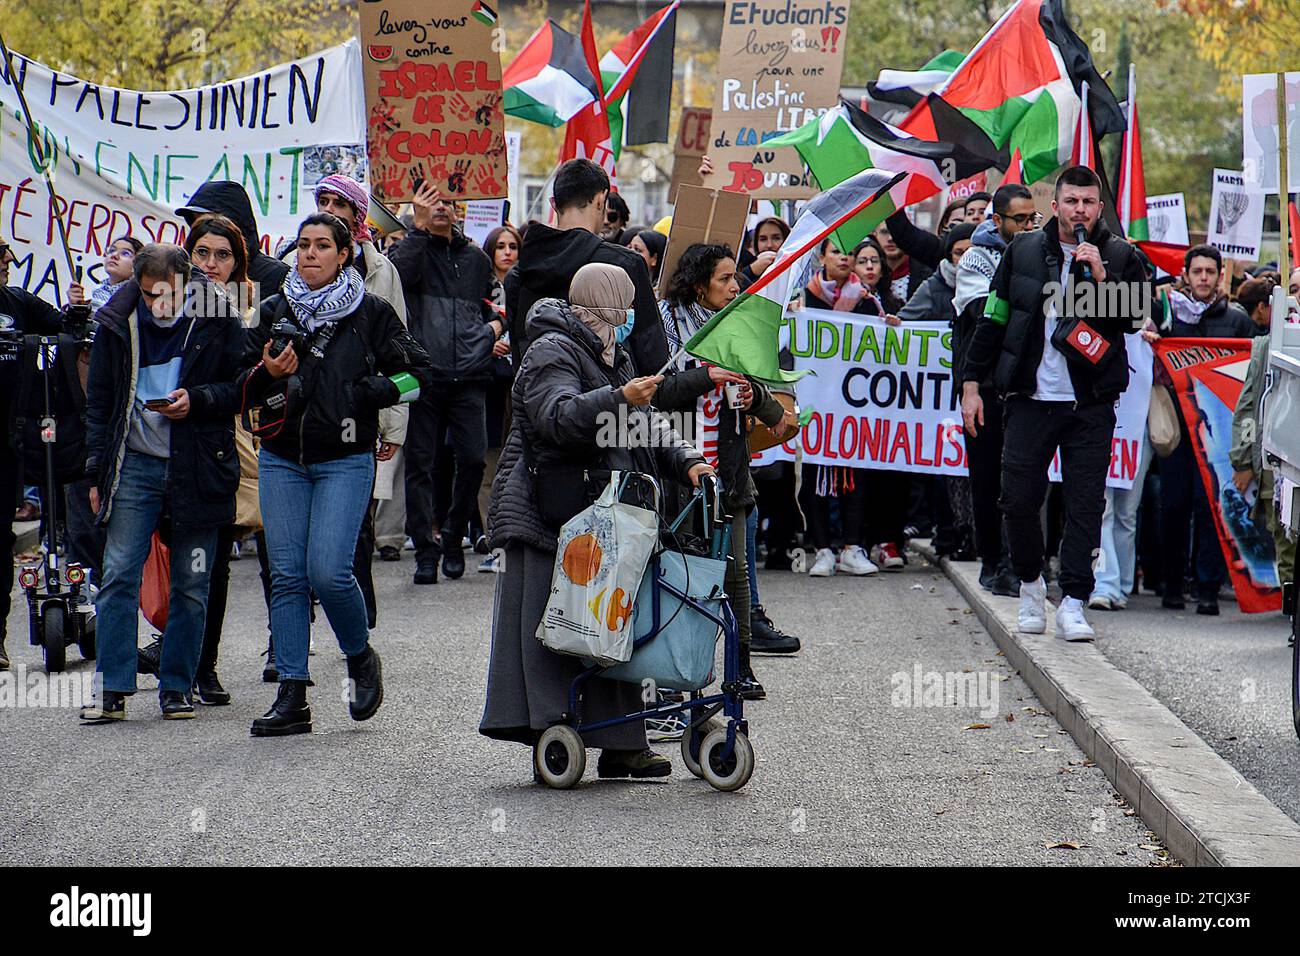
[
  {"left": 669, "top": 107, "right": 711, "bottom": 202},
  {"left": 702, "top": 0, "right": 852, "bottom": 199},
  {"left": 360, "top": 0, "right": 507, "bottom": 202}
]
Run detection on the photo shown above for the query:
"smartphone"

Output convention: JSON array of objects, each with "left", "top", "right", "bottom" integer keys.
[{"left": 143, "top": 397, "right": 176, "bottom": 411}]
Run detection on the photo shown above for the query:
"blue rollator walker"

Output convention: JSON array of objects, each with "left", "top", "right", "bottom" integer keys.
[{"left": 532, "top": 475, "right": 756, "bottom": 792}]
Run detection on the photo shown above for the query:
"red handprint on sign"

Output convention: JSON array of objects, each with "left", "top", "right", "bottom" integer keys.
[
  {"left": 470, "top": 164, "right": 502, "bottom": 197},
  {"left": 448, "top": 93, "right": 474, "bottom": 122}
]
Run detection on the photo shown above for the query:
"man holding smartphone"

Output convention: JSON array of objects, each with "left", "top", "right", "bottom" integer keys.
[{"left": 79, "top": 244, "right": 244, "bottom": 724}]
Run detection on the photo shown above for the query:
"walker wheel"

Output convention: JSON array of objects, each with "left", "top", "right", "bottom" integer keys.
[
  {"left": 681, "top": 717, "right": 720, "bottom": 779},
  {"left": 41, "top": 603, "right": 67, "bottom": 675},
  {"left": 534, "top": 725, "right": 586, "bottom": 789},
  {"left": 699, "top": 726, "right": 754, "bottom": 792}
]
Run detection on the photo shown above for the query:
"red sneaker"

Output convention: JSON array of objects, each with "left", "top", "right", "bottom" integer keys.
[{"left": 870, "top": 542, "right": 905, "bottom": 571}]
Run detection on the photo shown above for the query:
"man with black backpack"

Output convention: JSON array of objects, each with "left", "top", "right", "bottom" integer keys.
[
  {"left": 0, "top": 237, "right": 67, "bottom": 671},
  {"left": 961, "top": 166, "right": 1149, "bottom": 642}
]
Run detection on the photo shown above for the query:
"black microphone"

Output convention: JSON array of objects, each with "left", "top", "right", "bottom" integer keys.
[{"left": 1073, "top": 224, "right": 1092, "bottom": 280}]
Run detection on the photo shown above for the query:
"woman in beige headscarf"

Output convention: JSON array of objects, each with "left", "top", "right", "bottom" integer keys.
[{"left": 480, "top": 263, "right": 714, "bottom": 784}]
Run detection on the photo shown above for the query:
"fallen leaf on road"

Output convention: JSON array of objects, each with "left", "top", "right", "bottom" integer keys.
[
  {"left": 1045, "top": 841, "right": 1081, "bottom": 850},
  {"left": 934, "top": 808, "right": 946, "bottom": 815},
  {"left": 963, "top": 723, "right": 992, "bottom": 731},
  {"left": 910, "top": 584, "right": 924, "bottom": 590},
  {"left": 1033, "top": 733, "right": 1049, "bottom": 739},
  {"left": 1138, "top": 843, "right": 1162, "bottom": 851},
  {"left": 1005, "top": 713, "right": 1015, "bottom": 722}
]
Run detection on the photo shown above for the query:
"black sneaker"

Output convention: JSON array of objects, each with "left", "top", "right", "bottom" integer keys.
[
  {"left": 596, "top": 748, "right": 672, "bottom": 779},
  {"left": 80, "top": 690, "right": 128, "bottom": 724},
  {"left": 1162, "top": 594, "right": 1186, "bottom": 610},
  {"left": 474, "top": 534, "right": 490, "bottom": 556},
  {"left": 441, "top": 533, "right": 466, "bottom": 580},
  {"left": 1196, "top": 597, "right": 1220, "bottom": 616},
  {"left": 414, "top": 557, "right": 438, "bottom": 585},
  {"left": 979, "top": 564, "right": 999, "bottom": 591},
  {"left": 250, "top": 680, "right": 312, "bottom": 737},
  {"left": 345, "top": 645, "right": 384, "bottom": 721},
  {"left": 750, "top": 606, "right": 801, "bottom": 654},
  {"left": 193, "top": 669, "right": 231, "bottom": 706},
  {"left": 137, "top": 637, "right": 161, "bottom": 676},
  {"left": 990, "top": 569, "right": 1020, "bottom": 598},
  {"left": 160, "top": 690, "right": 195, "bottom": 720},
  {"left": 378, "top": 546, "right": 401, "bottom": 562}
]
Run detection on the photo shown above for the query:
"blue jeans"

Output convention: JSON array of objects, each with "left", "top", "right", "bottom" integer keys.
[
  {"left": 1092, "top": 435, "right": 1154, "bottom": 604},
  {"left": 96, "top": 450, "right": 218, "bottom": 694},
  {"left": 746, "top": 506, "right": 761, "bottom": 610},
  {"left": 259, "top": 449, "right": 374, "bottom": 681}
]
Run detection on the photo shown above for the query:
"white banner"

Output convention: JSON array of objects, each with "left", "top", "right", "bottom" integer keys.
[
  {"left": 0, "top": 41, "right": 366, "bottom": 304},
  {"left": 1145, "top": 192, "right": 1188, "bottom": 246},
  {"left": 760, "top": 313, "right": 1152, "bottom": 490},
  {"left": 1207, "top": 168, "right": 1265, "bottom": 261}
]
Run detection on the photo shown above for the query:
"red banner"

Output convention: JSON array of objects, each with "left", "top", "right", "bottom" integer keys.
[{"left": 1154, "top": 338, "right": 1281, "bottom": 614}]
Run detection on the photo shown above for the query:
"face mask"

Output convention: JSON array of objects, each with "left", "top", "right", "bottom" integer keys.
[{"left": 614, "top": 308, "right": 635, "bottom": 344}]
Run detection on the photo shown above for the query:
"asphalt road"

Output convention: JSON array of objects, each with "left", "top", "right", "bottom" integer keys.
[
  {"left": 2, "top": 549, "right": 1165, "bottom": 865},
  {"left": 1090, "top": 590, "right": 1300, "bottom": 826}
]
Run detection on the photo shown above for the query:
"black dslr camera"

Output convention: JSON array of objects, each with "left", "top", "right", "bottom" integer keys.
[{"left": 270, "top": 318, "right": 307, "bottom": 358}]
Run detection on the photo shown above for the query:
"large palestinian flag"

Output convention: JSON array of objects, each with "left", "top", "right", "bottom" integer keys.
[
  {"left": 1117, "top": 68, "right": 1149, "bottom": 241},
  {"left": 683, "top": 168, "right": 905, "bottom": 384},
  {"left": 503, "top": 20, "right": 602, "bottom": 127},
  {"left": 868, "top": 50, "right": 965, "bottom": 109},
  {"left": 768, "top": 100, "right": 989, "bottom": 254},
  {"left": 601, "top": 1, "right": 679, "bottom": 154},
  {"left": 902, "top": 0, "right": 1123, "bottom": 184}
]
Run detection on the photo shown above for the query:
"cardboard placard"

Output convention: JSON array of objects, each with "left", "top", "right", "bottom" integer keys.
[
  {"left": 360, "top": 1, "right": 508, "bottom": 203},
  {"left": 669, "top": 107, "right": 712, "bottom": 203},
  {"left": 701, "top": 0, "right": 853, "bottom": 199},
  {"left": 1146, "top": 192, "right": 1189, "bottom": 245},
  {"left": 658, "top": 184, "right": 752, "bottom": 296}
]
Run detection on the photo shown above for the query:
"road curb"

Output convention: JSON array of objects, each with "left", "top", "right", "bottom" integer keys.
[
  {"left": 12, "top": 520, "right": 39, "bottom": 556},
  {"left": 913, "top": 542, "right": 1300, "bottom": 867}
]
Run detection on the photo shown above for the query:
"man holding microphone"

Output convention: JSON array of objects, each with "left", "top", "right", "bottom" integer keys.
[{"left": 960, "top": 166, "right": 1149, "bottom": 641}]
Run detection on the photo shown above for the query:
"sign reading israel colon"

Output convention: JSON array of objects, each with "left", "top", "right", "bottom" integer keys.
[
  {"left": 360, "top": 0, "right": 507, "bottom": 203},
  {"left": 0, "top": 42, "right": 366, "bottom": 305}
]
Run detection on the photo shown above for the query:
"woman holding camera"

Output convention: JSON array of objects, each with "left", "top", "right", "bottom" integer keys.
[{"left": 240, "top": 213, "right": 433, "bottom": 737}]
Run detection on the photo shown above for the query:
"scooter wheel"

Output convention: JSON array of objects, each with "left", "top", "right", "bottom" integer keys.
[
  {"left": 42, "top": 603, "right": 67, "bottom": 674},
  {"left": 699, "top": 726, "right": 754, "bottom": 793},
  {"left": 533, "top": 725, "right": 585, "bottom": 789},
  {"left": 681, "top": 717, "right": 720, "bottom": 779},
  {"left": 77, "top": 612, "right": 97, "bottom": 661}
]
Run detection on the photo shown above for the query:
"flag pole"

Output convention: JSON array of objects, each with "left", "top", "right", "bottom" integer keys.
[
  {"left": 1279, "top": 71, "right": 1293, "bottom": 277},
  {"left": 0, "top": 31, "right": 78, "bottom": 280},
  {"left": 655, "top": 347, "right": 686, "bottom": 377}
]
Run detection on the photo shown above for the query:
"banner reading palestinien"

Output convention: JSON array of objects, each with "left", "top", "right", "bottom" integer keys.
[
  {"left": 360, "top": 0, "right": 508, "bottom": 202},
  {"left": 701, "top": 0, "right": 852, "bottom": 199},
  {"left": 1155, "top": 338, "right": 1281, "bottom": 614}
]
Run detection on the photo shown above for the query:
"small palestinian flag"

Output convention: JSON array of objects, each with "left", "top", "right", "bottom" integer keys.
[
  {"left": 471, "top": 2, "right": 497, "bottom": 26},
  {"left": 389, "top": 372, "right": 421, "bottom": 404},
  {"left": 503, "top": 20, "right": 602, "bottom": 127}
]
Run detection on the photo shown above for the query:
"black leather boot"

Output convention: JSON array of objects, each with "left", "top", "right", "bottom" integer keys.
[
  {"left": 250, "top": 680, "right": 312, "bottom": 737},
  {"left": 345, "top": 645, "right": 384, "bottom": 721},
  {"left": 262, "top": 639, "right": 278, "bottom": 683}
]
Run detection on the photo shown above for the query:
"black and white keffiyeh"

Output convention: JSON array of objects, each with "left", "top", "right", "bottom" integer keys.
[{"left": 283, "top": 264, "right": 365, "bottom": 332}]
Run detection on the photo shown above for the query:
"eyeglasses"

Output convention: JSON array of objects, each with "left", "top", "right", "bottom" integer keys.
[
  {"left": 0, "top": 242, "right": 11, "bottom": 259},
  {"left": 1001, "top": 213, "right": 1037, "bottom": 226}
]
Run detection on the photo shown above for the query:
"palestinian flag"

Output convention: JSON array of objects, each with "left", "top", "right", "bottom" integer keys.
[
  {"left": 601, "top": 2, "right": 680, "bottom": 155},
  {"left": 471, "top": 1, "right": 497, "bottom": 26},
  {"left": 560, "top": 0, "right": 617, "bottom": 178},
  {"left": 1001, "top": 148, "right": 1024, "bottom": 186},
  {"left": 503, "top": 20, "right": 601, "bottom": 127},
  {"left": 1137, "top": 241, "right": 1188, "bottom": 278},
  {"left": 767, "top": 99, "right": 989, "bottom": 254},
  {"left": 902, "top": 0, "right": 1123, "bottom": 184},
  {"left": 1117, "top": 67, "right": 1148, "bottom": 241},
  {"left": 868, "top": 49, "right": 965, "bottom": 109},
  {"left": 1068, "top": 80, "right": 1095, "bottom": 170},
  {"left": 683, "top": 168, "right": 906, "bottom": 384}
]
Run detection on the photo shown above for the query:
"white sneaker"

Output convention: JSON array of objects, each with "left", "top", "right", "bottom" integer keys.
[
  {"left": 1056, "top": 597, "right": 1096, "bottom": 641},
  {"left": 836, "top": 545, "right": 879, "bottom": 576},
  {"left": 808, "top": 548, "right": 837, "bottom": 577},
  {"left": 1018, "top": 577, "right": 1047, "bottom": 634},
  {"left": 1087, "top": 594, "right": 1113, "bottom": 611}
]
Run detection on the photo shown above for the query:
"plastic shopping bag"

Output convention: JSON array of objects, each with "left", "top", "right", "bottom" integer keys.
[
  {"left": 140, "top": 531, "right": 170, "bottom": 632},
  {"left": 537, "top": 472, "right": 660, "bottom": 665}
]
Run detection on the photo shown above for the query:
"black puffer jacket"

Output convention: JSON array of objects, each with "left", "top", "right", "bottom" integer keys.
[
  {"left": 387, "top": 226, "right": 497, "bottom": 382},
  {"left": 964, "top": 216, "right": 1150, "bottom": 404},
  {"left": 85, "top": 274, "right": 245, "bottom": 529},
  {"left": 240, "top": 291, "right": 434, "bottom": 465},
  {"left": 488, "top": 298, "right": 703, "bottom": 554},
  {"left": 179, "top": 181, "right": 289, "bottom": 301},
  {"left": 504, "top": 223, "right": 668, "bottom": 375},
  {"left": 1165, "top": 294, "right": 1258, "bottom": 339}
]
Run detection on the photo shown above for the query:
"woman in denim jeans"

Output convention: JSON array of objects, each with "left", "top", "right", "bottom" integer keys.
[{"left": 239, "top": 213, "right": 433, "bottom": 736}]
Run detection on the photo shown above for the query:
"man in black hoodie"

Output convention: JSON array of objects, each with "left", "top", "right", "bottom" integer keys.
[
  {"left": 175, "top": 181, "right": 289, "bottom": 301},
  {"left": 505, "top": 159, "right": 667, "bottom": 376}
]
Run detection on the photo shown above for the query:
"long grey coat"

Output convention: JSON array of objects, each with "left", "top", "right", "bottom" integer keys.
[{"left": 480, "top": 298, "right": 704, "bottom": 748}]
